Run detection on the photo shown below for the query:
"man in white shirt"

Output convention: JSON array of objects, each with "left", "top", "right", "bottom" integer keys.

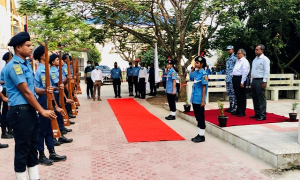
[
  {"left": 232, "top": 49, "right": 250, "bottom": 117},
  {"left": 138, "top": 62, "right": 148, "bottom": 99},
  {"left": 250, "top": 44, "right": 270, "bottom": 121},
  {"left": 91, "top": 65, "right": 103, "bottom": 101}
]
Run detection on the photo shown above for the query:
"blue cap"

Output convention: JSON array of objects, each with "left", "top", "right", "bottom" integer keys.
[
  {"left": 195, "top": 56, "right": 206, "bottom": 63},
  {"left": 226, "top": 45, "right": 234, "bottom": 50},
  {"left": 2, "top": 52, "right": 12, "bottom": 61},
  {"left": 62, "top": 53, "right": 69, "bottom": 60},
  {"left": 8, "top": 32, "right": 30, "bottom": 47},
  {"left": 33, "top": 45, "right": 45, "bottom": 60},
  {"left": 167, "top": 59, "right": 175, "bottom": 65}
]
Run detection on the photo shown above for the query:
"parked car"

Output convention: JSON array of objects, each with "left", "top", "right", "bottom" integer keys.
[{"left": 98, "top": 65, "right": 111, "bottom": 83}]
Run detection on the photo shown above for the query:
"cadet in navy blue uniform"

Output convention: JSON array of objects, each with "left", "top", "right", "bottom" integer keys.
[
  {"left": 5, "top": 32, "right": 57, "bottom": 179},
  {"left": 126, "top": 62, "right": 134, "bottom": 96},
  {"left": 190, "top": 56, "right": 208, "bottom": 143},
  {"left": 49, "top": 54, "right": 73, "bottom": 144},
  {"left": 0, "top": 52, "right": 14, "bottom": 140},
  {"left": 132, "top": 60, "right": 141, "bottom": 97},
  {"left": 33, "top": 46, "right": 67, "bottom": 166},
  {"left": 161, "top": 66, "right": 167, "bottom": 89},
  {"left": 110, "top": 62, "right": 123, "bottom": 98},
  {"left": 62, "top": 54, "right": 76, "bottom": 119},
  {"left": 165, "top": 59, "right": 177, "bottom": 120}
]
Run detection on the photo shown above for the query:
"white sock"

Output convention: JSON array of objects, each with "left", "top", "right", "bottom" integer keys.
[
  {"left": 28, "top": 165, "right": 39, "bottom": 180},
  {"left": 170, "top": 111, "right": 176, "bottom": 116},
  {"left": 198, "top": 128, "right": 205, "bottom": 136},
  {"left": 15, "top": 171, "right": 27, "bottom": 180},
  {"left": 169, "top": 111, "right": 172, "bottom": 115}
]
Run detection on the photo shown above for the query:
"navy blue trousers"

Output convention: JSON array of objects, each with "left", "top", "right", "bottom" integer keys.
[{"left": 54, "top": 93, "right": 65, "bottom": 131}]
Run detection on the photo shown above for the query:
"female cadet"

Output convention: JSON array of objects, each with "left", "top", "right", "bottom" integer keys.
[
  {"left": 165, "top": 59, "right": 177, "bottom": 120},
  {"left": 190, "top": 56, "right": 208, "bottom": 143},
  {"left": 33, "top": 46, "right": 67, "bottom": 166}
]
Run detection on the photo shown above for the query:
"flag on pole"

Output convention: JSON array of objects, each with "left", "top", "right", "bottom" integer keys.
[{"left": 154, "top": 43, "right": 159, "bottom": 83}]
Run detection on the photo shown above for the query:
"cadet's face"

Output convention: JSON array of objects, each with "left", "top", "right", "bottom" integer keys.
[
  {"left": 226, "top": 49, "right": 233, "bottom": 55},
  {"left": 61, "top": 60, "right": 65, "bottom": 65},
  {"left": 53, "top": 58, "right": 59, "bottom": 66},
  {"left": 16, "top": 41, "right": 33, "bottom": 58},
  {"left": 135, "top": 62, "right": 138, "bottom": 66},
  {"left": 195, "top": 61, "right": 201, "bottom": 68},
  {"left": 167, "top": 63, "right": 172, "bottom": 69}
]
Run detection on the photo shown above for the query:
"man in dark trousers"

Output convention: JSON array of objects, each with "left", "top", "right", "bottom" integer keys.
[
  {"left": 149, "top": 63, "right": 157, "bottom": 96},
  {"left": 250, "top": 44, "right": 270, "bottom": 121},
  {"left": 126, "top": 62, "right": 134, "bottom": 96},
  {"left": 110, "top": 62, "right": 123, "bottom": 98},
  {"left": 132, "top": 59, "right": 141, "bottom": 98},
  {"left": 5, "top": 32, "right": 57, "bottom": 179},
  {"left": 84, "top": 60, "right": 94, "bottom": 99}
]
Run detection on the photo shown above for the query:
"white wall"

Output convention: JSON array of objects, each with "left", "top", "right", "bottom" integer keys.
[{"left": 0, "top": 0, "right": 11, "bottom": 55}]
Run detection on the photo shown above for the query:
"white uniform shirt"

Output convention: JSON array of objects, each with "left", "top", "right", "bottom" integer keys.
[
  {"left": 91, "top": 69, "right": 103, "bottom": 82},
  {"left": 232, "top": 57, "right": 250, "bottom": 84},
  {"left": 250, "top": 54, "right": 270, "bottom": 83},
  {"left": 138, "top": 67, "right": 148, "bottom": 82}
]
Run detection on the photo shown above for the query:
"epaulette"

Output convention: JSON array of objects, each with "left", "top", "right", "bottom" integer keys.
[{"left": 13, "top": 59, "right": 20, "bottom": 64}]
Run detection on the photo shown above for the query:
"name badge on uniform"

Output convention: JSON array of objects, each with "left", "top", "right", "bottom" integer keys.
[
  {"left": 13, "top": 64, "right": 23, "bottom": 75},
  {"left": 51, "top": 73, "right": 57, "bottom": 79},
  {"left": 41, "top": 75, "right": 46, "bottom": 84}
]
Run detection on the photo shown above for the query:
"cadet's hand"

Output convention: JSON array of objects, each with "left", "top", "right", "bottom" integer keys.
[
  {"left": 85, "top": 80, "right": 87, "bottom": 84},
  {"left": 240, "top": 84, "right": 244, "bottom": 88},
  {"left": 250, "top": 83, "right": 252, "bottom": 87},
  {"left": 47, "top": 86, "right": 54, "bottom": 94},
  {"left": 74, "top": 76, "right": 77, "bottom": 79},
  {"left": 67, "top": 75, "right": 72, "bottom": 80},
  {"left": 172, "top": 91, "right": 175, "bottom": 95},
  {"left": 66, "top": 99, "right": 74, "bottom": 104},
  {"left": 71, "top": 79, "right": 75, "bottom": 84},
  {"left": 59, "top": 84, "right": 64, "bottom": 90},
  {"left": 2, "top": 97, "right": 8, "bottom": 103},
  {"left": 200, "top": 101, "right": 205, "bottom": 107},
  {"left": 56, "top": 107, "right": 66, "bottom": 116},
  {"left": 110, "top": 79, "right": 112, "bottom": 83},
  {"left": 41, "top": 110, "right": 57, "bottom": 119},
  {"left": 261, "top": 82, "right": 266, "bottom": 89}
]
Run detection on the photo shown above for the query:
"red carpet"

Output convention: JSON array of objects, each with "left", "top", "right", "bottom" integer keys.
[
  {"left": 108, "top": 98, "right": 185, "bottom": 142},
  {"left": 184, "top": 109, "right": 295, "bottom": 127}
]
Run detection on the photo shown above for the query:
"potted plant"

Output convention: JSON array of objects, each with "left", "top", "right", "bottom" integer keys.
[
  {"left": 289, "top": 102, "right": 299, "bottom": 121},
  {"left": 182, "top": 84, "right": 191, "bottom": 112},
  {"left": 218, "top": 100, "right": 228, "bottom": 127}
]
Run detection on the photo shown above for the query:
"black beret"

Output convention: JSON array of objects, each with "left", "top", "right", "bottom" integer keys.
[
  {"left": 62, "top": 53, "right": 69, "bottom": 60},
  {"left": 195, "top": 56, "right": 206, "bottom": 63},
  {"left": 2, "top": 52, "right": 13, "bottom": 61},
  {"left": 167, "top": 59, "right": 175, "bottom": 65},
  {"left": 8, "top": 32, "right": 30, "bottom": 47},
  {"left": 33, "top": 45, "right": 45, "bottom": 60},
  {"left": 49, "top": 54, "right": 59, "bottom": 62}
]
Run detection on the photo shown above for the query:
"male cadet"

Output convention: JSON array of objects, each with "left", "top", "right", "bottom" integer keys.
[
  {"left": 5, "top": 32, "right": 57, "bottom": 179},
  {"left": 132, "top": 59, "right": 141, "bottom": 98},
  {"left": 126, "top": 62, "right": 134, "bottom": 96},
  {"left": 165, "top": 59, "right": 177, "bottom": 120},
  {"left": 49, "top": 54, "right": 73, "bottom": 144},
  {"left": 110, "top": 62, "right": 122, "bottom": 98},
  {"left": 149, "top": 63, "right": 157, "bottom": 96},
  {"left": 33, "top": 46, "right": 67, "bottom": 166},
  {"left": 62, "top": 54, "right": 76, "bottom": 119},
  {"left": 138, "top": 62, "right": 148, "bottom": 99},
  {"left": 0, "top": 52, "right": 13, "bottom": 140},
  {"left": 84, "top": 60, "right": 94, "bottom": 99},
  {"left": 225, "top": 45, "right": 237, "bottom": 114}
]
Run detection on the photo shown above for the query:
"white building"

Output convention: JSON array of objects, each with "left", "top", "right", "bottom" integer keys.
[{"left": 0, "top": 0, "right": 26, "bottom": 57}]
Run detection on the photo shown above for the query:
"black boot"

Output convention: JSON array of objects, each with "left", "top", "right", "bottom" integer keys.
[
  {"left": 225, "top": 103, "right": 233, "bottom": 112},
  {"left": 70, "top": 121, "right": 75, "bottom": 125},
  {"left": 53, "top": 138, "right": 61, "bottom": 146},
  {"left": 1, "top": 132, "right": 13, "bottom": 139},
  {"left": 231, "top": 104, "right": 237, "bottom": 115},
  {"left": 58, "top": 135, "right": 73, "bottom": 144},
  {"left": 68, "top": 113, "right": 76, "bottom": 119},
  {"left": 39, "top": 151, "right": 53, "bottom": 166},
  {"left": 7, "top": 129, "right": 13, "bottom": 137},
  {"left": 191, "top": 134, "right": 205, "bottom": 143},
  {"left": 63, "top": 127, "right": 72, "bottom": 132},
  {"left": 165, "top": 115, "right": 176, "bottom": 120},
  {"left": 0, "top": 143, "right": 8, "bottom": 148},
  {"left": 49, "top": 148, "right": 67, "bottom": 162}
]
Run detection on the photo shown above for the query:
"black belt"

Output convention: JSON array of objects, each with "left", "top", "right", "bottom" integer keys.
[
  {"left": 233, "top": 75, "right": 242, "bottom": 77},
  {"left": 9, "top": 104, "right": 35, "bottom": 111},
  {"left": 253, "top": 78, "right": 263, "bottom": 80}
]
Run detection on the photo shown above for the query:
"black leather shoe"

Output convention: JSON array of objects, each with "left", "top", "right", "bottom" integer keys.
[
  {"left": 70, "top": 121, "right": 75, "bottom": 125},
  {"left": 129, "top": 94, "right": 134, "bottom": 96},
  {"left": 250, "top": 115, "right": 259, "bottom": 119},
  {"left": 0, "top": 143, "right": 8, "bottom": 148},
  {"left": 114, "top": 96, "right": 117, "bottom": 98},
  {"left": 76, "top": 106, "right": 78, "bottom": 109},
  {"left": 58, "top": 136, "right": 73, "bottom": 144},
  {"left": 63, "top": 127, "right": 72, "bottom": 132},
  {"left": 49, "top": 148, "right": 67, "bottom": 162},
  {"left": 237, "top": 114, "right": 245, "bottom": 117},
  {"left": 118, "top": 96, "right": 122, "bottom": 98},
  {"left": 231, "top": 110, "right": 237, "bottom": 115},
  {"left": 68, "top": 113, "right": 76, "bottom": 119},
  {"left": 61, "top": 130, "right": 67, "bottom": 135},
  {"left": 225, "top": 108, "right": 232, "bottom": 112},
  {"left": 53, "top": 139, "right": 61, "bottom": 146},
  {"left": 7, "top": 130, "right": 13, "bottom": 136},
  {"left": 256, "top": 117, "right": 266, "bottom": 121},
  {"left": 165, "top": 115, "right": 176, "bottom": 120},
  {"left": 1, "top": 133, "right": 13, "bottom": 139},
  {"left": 39, "top": 156, "right": 53, "bottom": 166},
  {"left": 134, "top": 95, "right": 140, "bottom": 98},
  {"left": 191, "top": 134, "right": 205, "bottom": 143}
]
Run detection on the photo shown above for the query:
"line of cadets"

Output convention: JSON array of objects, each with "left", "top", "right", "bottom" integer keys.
[{"left": 0, "top": 32, "right": 81, "bottom": 179}]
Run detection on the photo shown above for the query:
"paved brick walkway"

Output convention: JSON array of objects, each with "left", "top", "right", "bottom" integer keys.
[{"left": 0, "top": 84, "right": 273, "bottom": 179}]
